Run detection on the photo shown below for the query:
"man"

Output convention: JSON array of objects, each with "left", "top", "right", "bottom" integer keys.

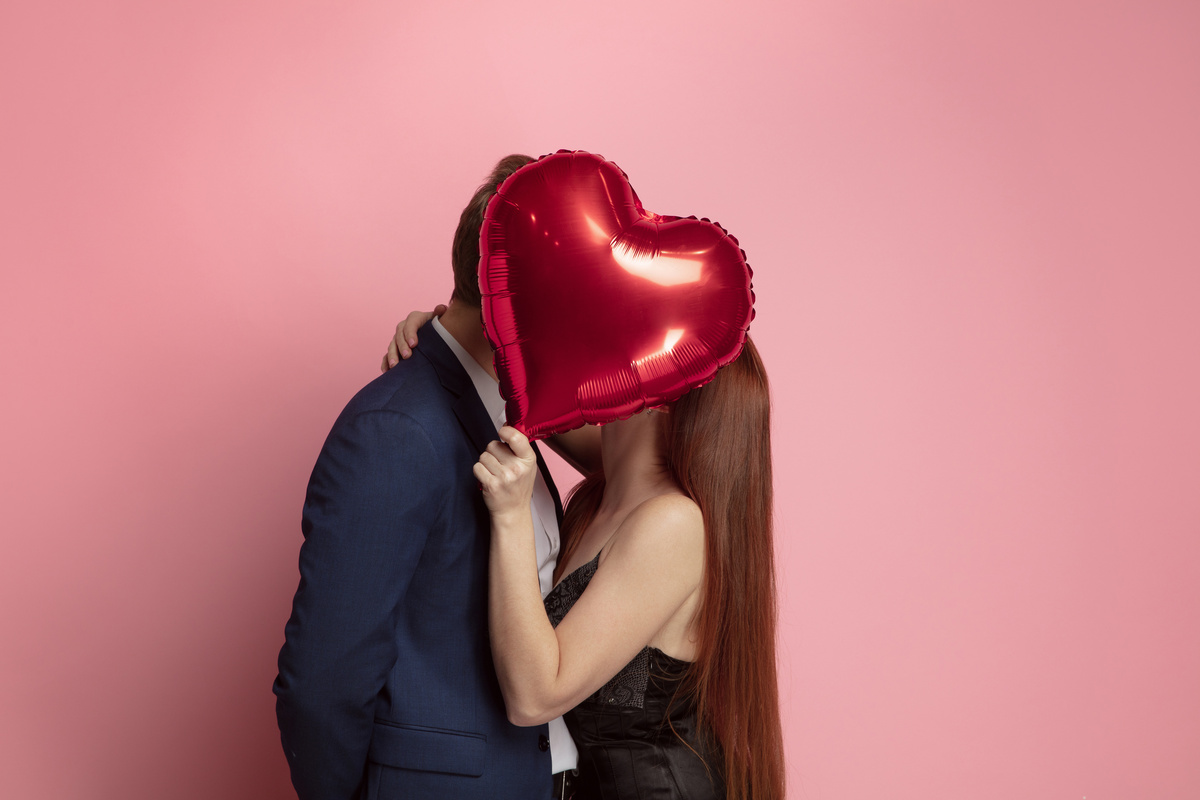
[{"left": 274, "top": 155, "right": 595, "bottom": 799}]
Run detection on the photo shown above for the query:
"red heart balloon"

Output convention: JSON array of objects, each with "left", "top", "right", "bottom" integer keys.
[{"left": 479, "top": 150, "right": 755, "bottom": 440}]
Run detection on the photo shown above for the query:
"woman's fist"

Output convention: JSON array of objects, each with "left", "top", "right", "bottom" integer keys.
[{"left": 473, "top": 426, "right": 537, "bottom": 521}]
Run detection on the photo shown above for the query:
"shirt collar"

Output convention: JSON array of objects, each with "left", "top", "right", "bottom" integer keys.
[{"left": 431, "top": 316, "right": 506, "bottom": 432}]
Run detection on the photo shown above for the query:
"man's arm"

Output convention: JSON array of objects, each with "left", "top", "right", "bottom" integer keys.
[{"left": 274, "top": 409, "right": 441, "bottom": 800}]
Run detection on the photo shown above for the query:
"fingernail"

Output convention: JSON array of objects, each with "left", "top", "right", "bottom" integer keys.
[
  {"left": 389, "top": 358, "right": 398, "bottom": 367},
  {"left": 407, "top": 337, "right": 417, "bottom": 347}
]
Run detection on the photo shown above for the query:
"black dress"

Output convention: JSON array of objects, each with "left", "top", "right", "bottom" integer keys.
[{"left": 545, "top": 554, "right": 726, "bottom": 800}]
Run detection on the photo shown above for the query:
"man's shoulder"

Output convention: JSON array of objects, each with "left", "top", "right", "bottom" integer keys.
[{"left": 343, "top": 354, "right": 448, "bottom": 418}]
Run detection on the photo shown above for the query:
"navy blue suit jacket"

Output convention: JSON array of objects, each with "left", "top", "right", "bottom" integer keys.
[{"left": 274, "top": 322, "right": 563, "bottom": 800}]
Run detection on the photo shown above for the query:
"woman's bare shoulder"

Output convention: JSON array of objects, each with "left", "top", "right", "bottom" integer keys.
[
  {"left": 630, "top": 492, "right": 702, "bottom": 526},
  {"left": 602, "top": 492, "right": 704, "bottom": 565}
]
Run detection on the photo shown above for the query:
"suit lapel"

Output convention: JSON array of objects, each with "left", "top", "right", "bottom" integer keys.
[
  {"left": 419, "top": 319, "right": 565, "bottom": 527},
  {"left": 530, "top": 441, "right": 565, "bottom": 527},
  {"left": 417, "top": 320, "right": 499, "bottom": 456}
]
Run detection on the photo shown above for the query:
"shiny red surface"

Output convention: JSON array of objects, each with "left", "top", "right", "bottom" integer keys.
[{"left": 480, "top": 150, "right": 755, "bottom": 439}]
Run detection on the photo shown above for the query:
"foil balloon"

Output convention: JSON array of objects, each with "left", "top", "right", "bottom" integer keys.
[{"left": 479, "top": 150, "right": 755, "bottom": 440}]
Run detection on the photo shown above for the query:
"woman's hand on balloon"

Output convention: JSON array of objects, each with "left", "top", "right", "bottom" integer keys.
[
  {"left": 381, "top": 304, "right": 447, "bottom": 371},
  {"left": 473, "top": 427, "right": 537, "bottom": 524}
]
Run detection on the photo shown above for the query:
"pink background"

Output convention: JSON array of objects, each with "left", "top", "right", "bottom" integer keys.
[{"left": 2, "top": 1, "right": 1198, "bottom": 798}]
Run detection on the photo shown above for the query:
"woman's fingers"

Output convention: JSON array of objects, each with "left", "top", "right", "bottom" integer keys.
[
  {"left": 398, "top": 304, "right": 448, "bottom": 352},
  {"left": 382, "top": 323, "right": 405, "bottom": 371},
  {"left": 399, "top": 313, "right": 422, "bottom": 350},
  {"left": 385, "top": 305, "right": 448, "bottom": 370},
  {"left": 481, "top": 442, "right": 526, "bottom": 479},
  {"left": 412, "top": 299, "right": 451, "bottom": 340},
  {"left": 478, "top": 449, "right": 503, "bottom": 474},
  {"left": 497, "top": 426, "right": 534, "bottom": 461},
  {"left": 477, "top": 434, "right": 535, "bottom": 484},
  {"left": 383, "top": 341, "right": 400, "bottom": 370},
  {"left": 395, "top": 320, "right": 413, "bottom": 362},
  {"left": 486, "top": 439, "right": 512, "bottom": 458},
  {"left": 476, "top": 432, "right": 538, "bottom": 520}
]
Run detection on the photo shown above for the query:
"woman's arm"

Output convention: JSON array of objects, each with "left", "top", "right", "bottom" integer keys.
[{"left": 476, "top": 427, "right": 703, "bottom": 726}]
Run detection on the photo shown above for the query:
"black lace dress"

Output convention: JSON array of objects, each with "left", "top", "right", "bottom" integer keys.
[{"left": 545, "top": 554, "right": 726, "bottom": 800}]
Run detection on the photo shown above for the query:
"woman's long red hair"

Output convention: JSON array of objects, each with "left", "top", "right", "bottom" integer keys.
[{"left": 556, "top": 337, "right": 784, "bottom": 800}]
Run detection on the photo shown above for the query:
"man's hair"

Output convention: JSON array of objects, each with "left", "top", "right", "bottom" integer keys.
[{"left": 450, "top": 154, "right": 534, "bottom": 307}]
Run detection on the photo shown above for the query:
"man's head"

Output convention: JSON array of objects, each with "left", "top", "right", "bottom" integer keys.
[{"left": 450, "top": 154, "right": 534, "bottom": 307}]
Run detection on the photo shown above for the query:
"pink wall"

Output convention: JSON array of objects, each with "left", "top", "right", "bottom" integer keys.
[{"left": 3, "top": 1, "right": 1198, "bottom": 798}]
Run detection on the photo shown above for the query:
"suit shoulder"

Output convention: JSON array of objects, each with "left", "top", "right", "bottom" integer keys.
[
  {"left": 339, "top": 355, "right": 450, "bottom": 424},
  {"left": 311, "top": 360, "right": 452, "bottom": 481}
]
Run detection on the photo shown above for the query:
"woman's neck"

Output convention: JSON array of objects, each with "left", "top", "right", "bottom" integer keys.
[{"left": 596, "top": 412, "right": 676, "bottom": 515}]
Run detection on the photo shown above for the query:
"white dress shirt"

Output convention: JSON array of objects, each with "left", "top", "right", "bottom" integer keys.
[{"left": 432, "top": 318, "right": 579, "bottom": 773}]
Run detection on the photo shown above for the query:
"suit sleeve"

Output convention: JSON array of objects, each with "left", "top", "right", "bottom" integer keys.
[{"left": 274, "top": 409, "right": 444, "bottom": 800}]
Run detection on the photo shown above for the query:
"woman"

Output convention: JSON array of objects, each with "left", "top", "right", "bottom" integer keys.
[{"left": 388, "top": 319, "right": 783, "bottom": 800}]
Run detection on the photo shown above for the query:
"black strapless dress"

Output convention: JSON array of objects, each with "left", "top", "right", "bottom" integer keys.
[{"left": 544, "top": 554, "right": 726, "bottom": 800}]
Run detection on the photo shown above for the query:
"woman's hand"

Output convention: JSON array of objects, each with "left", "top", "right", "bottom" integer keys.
[
  {"left": 474, "top": 427, "right": 538, "bottom": 523},
  {"left": 381, "top": 304, "right": 447, "bottom": 371}
]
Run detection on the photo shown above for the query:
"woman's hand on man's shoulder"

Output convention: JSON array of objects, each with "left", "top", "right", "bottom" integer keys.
[{"left": 381, "top": 304, "right": 447, "bottom": 371}]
